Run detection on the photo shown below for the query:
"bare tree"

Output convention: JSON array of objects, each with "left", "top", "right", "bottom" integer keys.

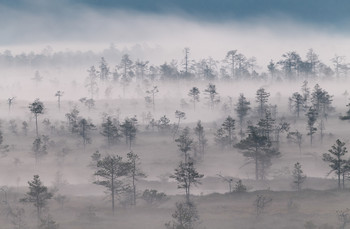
[
  {"left": 7, "top": 97, "right": 15, "bottom": 112},
  {"left": 255, "top": 194, "right": 272, "bottom": 216}
]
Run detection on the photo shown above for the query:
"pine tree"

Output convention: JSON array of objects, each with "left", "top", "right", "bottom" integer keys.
[
  {"left": 175, "top": 127, "right": 193, "bottom": 162},
  {"left": 222, "top": 116, "right": 236, "bottom": 147},
  {"left": 235, "top": 94, "right": 250, "bottom": 138},
  {"left": 188, "top": 87, "right": 200, "bottom": 111},
  {"left": 290, "top": 92, "right": 304, "bottom": 118},
  {"left": 323, "top": 139, "right": 348, "bottom": 190},
  {"left": 193, "top": 121, "right": 207, "bottom": 160},
  {"left": 20, "top": 175, "right": 53, "bottom": 223},
  {"left": 101, "top": 116, "right": 121, "bottom": 148},
  {"left": 255, "top": 88, "right": 270, "bottom": 119},
  {"left": 120, "top": 117, "right": 138, "bottom": 150},
  {"left": 126, "top": 152, "right": 146, "bottom": 206},
  {"left": 204, "top": 83, "right": 219, "bottom": 110},
  {"left": 170, "top": 160, "right": 204, "bottom": 203},
  {"left": 93, "top": 155, "right": 129, "bottom": 213},
  {"left": 306, "top": 107, "right": 318, "bottom": 145},
  {"left": 29, "top": 99, "right": 45, "bottom": 137},
  {"left": 292, "top": 162, "right": 306, "bottom": 191}
]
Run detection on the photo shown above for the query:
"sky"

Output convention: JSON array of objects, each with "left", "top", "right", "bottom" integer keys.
[{"left": 1, "top": 0, "right": 350, "bottom": 66}]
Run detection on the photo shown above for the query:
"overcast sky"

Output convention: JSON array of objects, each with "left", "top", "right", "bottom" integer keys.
[{"left": 1, "top": 0, "right": 350, "bottom": 66}]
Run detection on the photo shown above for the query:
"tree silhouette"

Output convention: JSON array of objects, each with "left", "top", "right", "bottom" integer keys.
[
  {"left": 20, "top": 175, "right": 53, "bottom": 224},
  {"left": 292, "top": 162, "right": 306, "bottom": 191},
  {"left": 306, "top": 107, "right": 318, "bottom": 146},
  {"left": 188, "top": 87, "right": 200, "bottom": 111},
  {"left": 54, "top": 91, "right": 64, "bottom": 112},
  {"left": 235, "top": 94, "right": 250, "bottom": 138},
  {"left": 175, "top": 127, "right": 193, "bottom": 162},
  {"left": 323, "top": 139, "right": 348, "bottom": 190},
  {"left": 255, "top": 88, "right": 270, "bottom": 119},
  {"left": 170, "top": 160, "right": 203, "bottom": 203},
  {"left": 93, "top": 155, "right": 128, "bottom": 213},
  {"left": 120, "top": 117, "right": 138, "bottom": 150},
  {"left": 29, "top": 99, "right": 45, "bottom": 137},
  {"left": 126, "top": 152, "right": 146, "bottom": 206}
]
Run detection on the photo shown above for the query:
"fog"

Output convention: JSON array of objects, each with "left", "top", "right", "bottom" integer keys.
[
  {"left": 1, "top": 2, "right": 350, "bottom": 67},
  {"left": 1, "top": 1, "right": 350, "bottom": 229}
]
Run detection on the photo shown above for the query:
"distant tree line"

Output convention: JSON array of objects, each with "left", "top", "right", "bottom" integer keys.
[{"left": 2, "top": 47, "right": 349, "bottom": 82}]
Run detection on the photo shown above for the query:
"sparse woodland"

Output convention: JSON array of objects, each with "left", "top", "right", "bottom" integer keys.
[{"left": 1, "top": 47, "right": 350, "bottom": 229}]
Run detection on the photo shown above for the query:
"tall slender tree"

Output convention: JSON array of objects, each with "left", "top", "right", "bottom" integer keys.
[
  {"left": 222, "top": 116, "right": 236, "bottom": 147},
  {"left": 175, "top": 127, "right": 193, "bottom": 162},
  {"left": 235, "top": 94, "right": 250, "bottom": 138},
  {"left": 29, "top": 99, "right": 45, "bottom": 138},
  {"left": 77, "top": 118, "right": 95, "bottom": 151},
  {"left": 174, "top": 110, "right": 186, "bottom": 138},
  {"left": 306, "top": 107, "right": 318, "bottom": 145},
  {"left": 94, "top": 155, "right": 128, "bottom": 213},
  {"left": 193, "top": 121, "right": 207, "bottom": 159},
  {"left": 85, "top": 66, "right": 99, "bottom": 99},
  {"left": 188, "top": 87, "right": 200, "bottom": 111},
  {"left": 204, "top": 83, "right": 219, "bottom": 110},
  {"left": 255, "top": 88, "right": 270, "bottom": 118},
  {"left": 54, "top": 91, "right": 64, "bottom": 112},
  {"left": 126, "top": 152, "right": 146, "bottom": 206},
  {"left": 146, "top": 86, "right": 159, "bottom": 112},
  {"left": 290, "top": 92, "right": 304, "bottom": 118}
]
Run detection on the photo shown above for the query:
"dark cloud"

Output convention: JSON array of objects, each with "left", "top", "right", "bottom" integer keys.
[{"left": 2, "top": 0, "right": 350, "bottom": 26}]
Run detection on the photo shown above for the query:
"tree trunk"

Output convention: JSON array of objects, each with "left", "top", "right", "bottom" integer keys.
[
  {"left": 132, "top": 173, "right": 136, "bottom": 206},
  {"left": 111, "top": 173, "right": 115, "bottom": 214},
  {"left": 255, "top": 153, "right": 259, "bottom": 180},
  {"left": 35, "top": 114, "right": 39, "bottom": 138}
]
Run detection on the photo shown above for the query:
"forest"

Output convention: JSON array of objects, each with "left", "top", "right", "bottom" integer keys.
[{"left": 0, "top": 45, "right": 349, "bottom": 229}]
